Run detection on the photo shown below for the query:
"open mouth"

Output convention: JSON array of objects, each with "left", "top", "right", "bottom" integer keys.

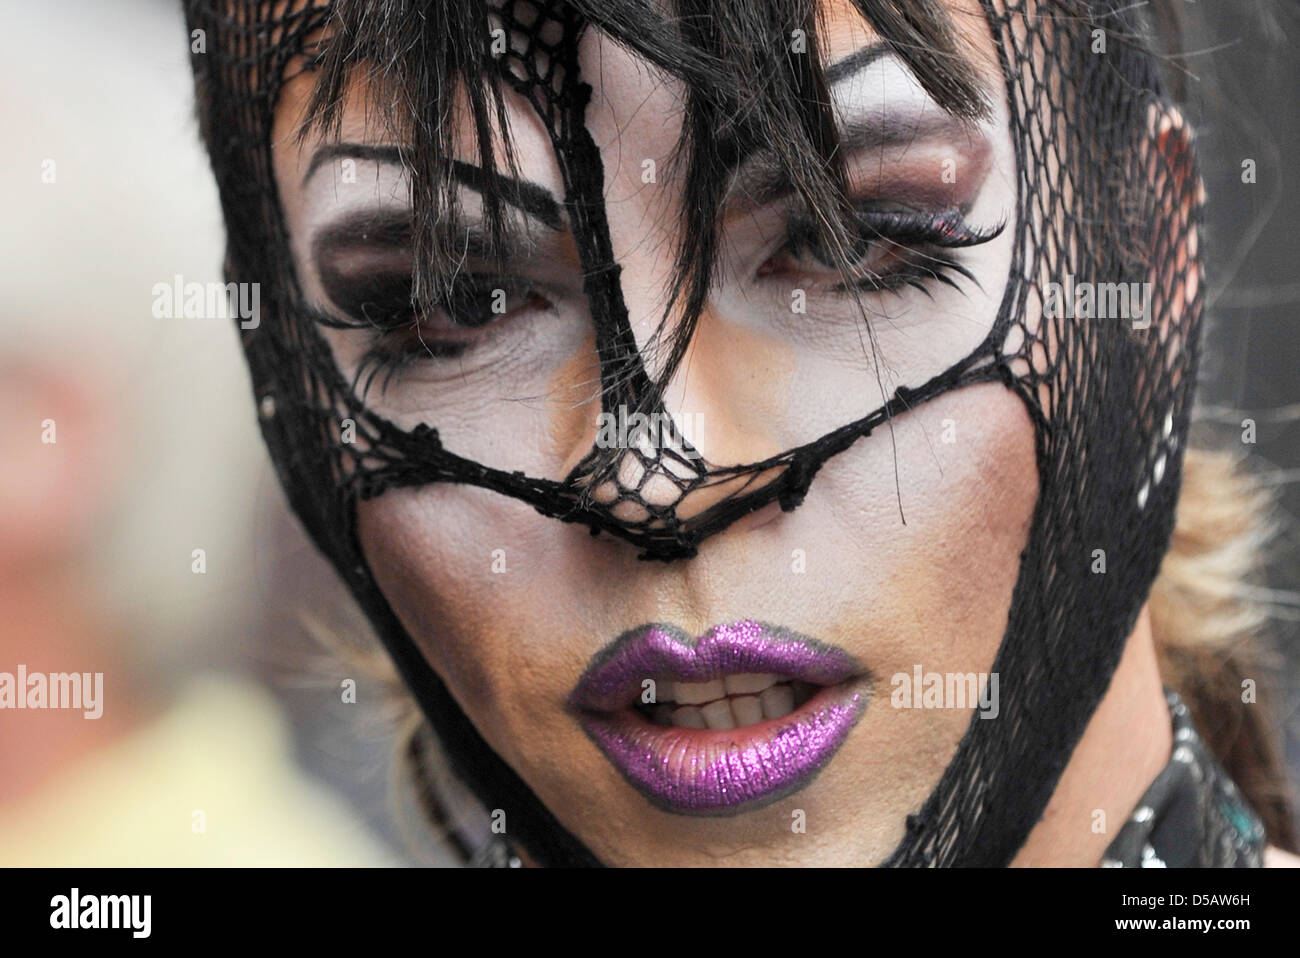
[
  {"left": 568, "top": 621, "right": 870, "bottom": 815},
  {"left": 633, "top": 673, "right": 819, "bottom": 729}
]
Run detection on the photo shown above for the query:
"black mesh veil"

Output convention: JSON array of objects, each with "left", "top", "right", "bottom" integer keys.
[{"left": 184, "top": 0, "right": 1203, "bottom": 866}]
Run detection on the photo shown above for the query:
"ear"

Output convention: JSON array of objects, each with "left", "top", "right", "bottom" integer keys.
[
  {"left": 1122, "top": 104, "right": 1203, "bottom": 519},
  {"left": 1140, "top": 102, "right": 1202, "bottom": 338}
]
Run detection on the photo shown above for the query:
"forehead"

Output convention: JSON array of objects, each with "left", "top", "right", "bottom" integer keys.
[
  {"left": 578, "top": 0, "right": 879, "bottom": 153},
  {"left": 571, "top": 0, "right": 1001, "bottom": 200},
  {"left": 273, "top": 0, "right": 1000, "bottom": 151},
  {"left": 566, "top": 0, "right": 999, "bottom": 135}
]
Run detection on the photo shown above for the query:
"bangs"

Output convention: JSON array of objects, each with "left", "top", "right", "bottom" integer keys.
[
  {"left": 301, "top": 1, "right": 989, "bottom": 330},
  {"left": 293, "top": 0, "right": 996, "bottom": 493}
]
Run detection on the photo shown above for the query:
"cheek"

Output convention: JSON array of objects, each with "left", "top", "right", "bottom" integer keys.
[
  {"left": 772, "top": 382, "right": 1036, "bottom": 842},
  {"left": 356, "top": 490, "right": 502, "bottom": 713},
  {"left": 900, "top": 389, "right": 1037, "bottom": 658},
  {"left": 354, "top": 484, "right": 604, "bottom": 771},
  {"left": 802, "top": 380, "right": 1038, "bottom": 684}
]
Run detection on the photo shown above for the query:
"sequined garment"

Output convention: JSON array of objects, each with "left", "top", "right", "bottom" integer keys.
[{"left": 1102, "top": 689, "right": 1265, "bottom": 868}]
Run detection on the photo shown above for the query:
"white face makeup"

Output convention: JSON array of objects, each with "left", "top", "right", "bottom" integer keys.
[
  {"left": 278, "top": 39, "right": 1014, "bottom": 480},
  {"left": 700, "top": 49, "right": 1011, "bottom": 447},
  {"left": 283, "top": 140, "right": 596, "bottom": 477},
  {"left": 271, "top": 0, "right": 1038, "bottom": 867}
]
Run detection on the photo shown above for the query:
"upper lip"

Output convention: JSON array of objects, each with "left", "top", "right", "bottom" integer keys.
[{"left": 567, "top": 620, "right": 865, "bottom": 713}]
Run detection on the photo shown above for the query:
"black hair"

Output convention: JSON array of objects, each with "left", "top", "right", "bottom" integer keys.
[{"left": 300, "top": 0, "right": 992, "bottom": 457}]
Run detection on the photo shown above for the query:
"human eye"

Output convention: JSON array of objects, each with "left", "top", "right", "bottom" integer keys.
[
  {"left": 759, "top": 203, "right": 1005, "bottom": 296},
  {"left": 306, "top": 213, "right": 555, "bottom": 396}
]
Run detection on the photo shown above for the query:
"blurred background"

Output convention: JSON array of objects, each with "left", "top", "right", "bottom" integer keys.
[
  {"left": 0, "top": 0, "right": 448, "bottom": 865},
  {"left": 0, "top": 0, "right": 1295, "bottom": 865},
  {"left": 1178, "top": 1, "right": 1300, "bottom": 820}
]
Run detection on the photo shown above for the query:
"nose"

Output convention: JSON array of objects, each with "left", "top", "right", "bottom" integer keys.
[{"left": 573, "top": 278, "right": 792, "bottom": 535}]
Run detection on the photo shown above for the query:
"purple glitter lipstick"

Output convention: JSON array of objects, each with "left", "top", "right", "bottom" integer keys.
[{"left": 567, "top": 620, "right": 870, "bottom": 814}]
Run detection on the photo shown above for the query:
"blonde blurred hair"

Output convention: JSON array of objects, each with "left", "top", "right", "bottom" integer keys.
[{"left": 1150, "top": 442, "right": 1298, "bottom": 849}]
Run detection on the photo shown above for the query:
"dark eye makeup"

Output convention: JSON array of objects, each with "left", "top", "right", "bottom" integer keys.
[
  {"left": 304, "top": 276, "right": 551, "bottom": 398},
  {"left": 307, "top": 197, "right": 1003, "bottom": 399},
  {"left": 769, "top": 204, "right": 1004, "bottom": 294}
]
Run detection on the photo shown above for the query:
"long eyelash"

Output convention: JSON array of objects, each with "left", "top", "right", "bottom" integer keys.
[
  {"left": 784, "top": 206, "right": 1004, "bottom": 295},
  {"left": 850, "top": 208, "right": 1005, "bottom": 249},
  {"left": 309, "top": 304, "right": 380, "bottom": 331},
  {"left": 355, "top": 343, "right": 423, "bottom": 399},
  {"left": 308, "top": 272, "right": 532, "bottom": 399},
  {"left": 316, "top": 207, "right": 1001, "bottom": 400},
  {"left": 847, "top": 250, "right": 982, "bottom": 296},
  {"left": 351, "top": 321, "right": 475, "bottom": 399}
]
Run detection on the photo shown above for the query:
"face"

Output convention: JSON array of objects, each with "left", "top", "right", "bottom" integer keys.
[{"left": 272, "top": 0, "right": 1039, "bottom": 865}]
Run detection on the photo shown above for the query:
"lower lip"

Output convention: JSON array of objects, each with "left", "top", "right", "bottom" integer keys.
[{"left": 576, "top": 679, "right": 870, "bottom": 814}]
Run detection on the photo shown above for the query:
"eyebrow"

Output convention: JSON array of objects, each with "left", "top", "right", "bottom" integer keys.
[
  {"left": 825, "top": 42, "right": 893, "bottom": 85},
  {"left": 726, "top": 45, "right": 989, "bottom": 209},
  {"left": 304, "top": 143, "right": 565, "bottom": 230},
  {"left": 301, "top": 42, "right": 987, "bottom": 228},
  {"left": 726, "top": 112, "right": 982, "bottom": 209},
  {"left": 826, "top": 41, "right": 990, "bottom": 109},
  {"left": 310, "top": 207, "right": 530, "bottom": 268}
]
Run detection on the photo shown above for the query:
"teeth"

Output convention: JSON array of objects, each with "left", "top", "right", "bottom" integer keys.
[
  {"left": 701, "top": 700, "right": 736, "bottom": 730},
  {"left": 647, "top": 678, "right": 819, "bottom": 730},
  {"left": 730, "top": 695, "right": 764, "bottom": 726},
  {"left": 674, "top": 678, "right": 726, "bottom": 705},
  {"left": 672, "top": 706, "right": 707, "bottom": 729},
  {"left": 759, "top": 684, "right": 795, "bottom": 721},
  {"left": 723, "top": 673, "right": 778, "bottom": 696}
]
